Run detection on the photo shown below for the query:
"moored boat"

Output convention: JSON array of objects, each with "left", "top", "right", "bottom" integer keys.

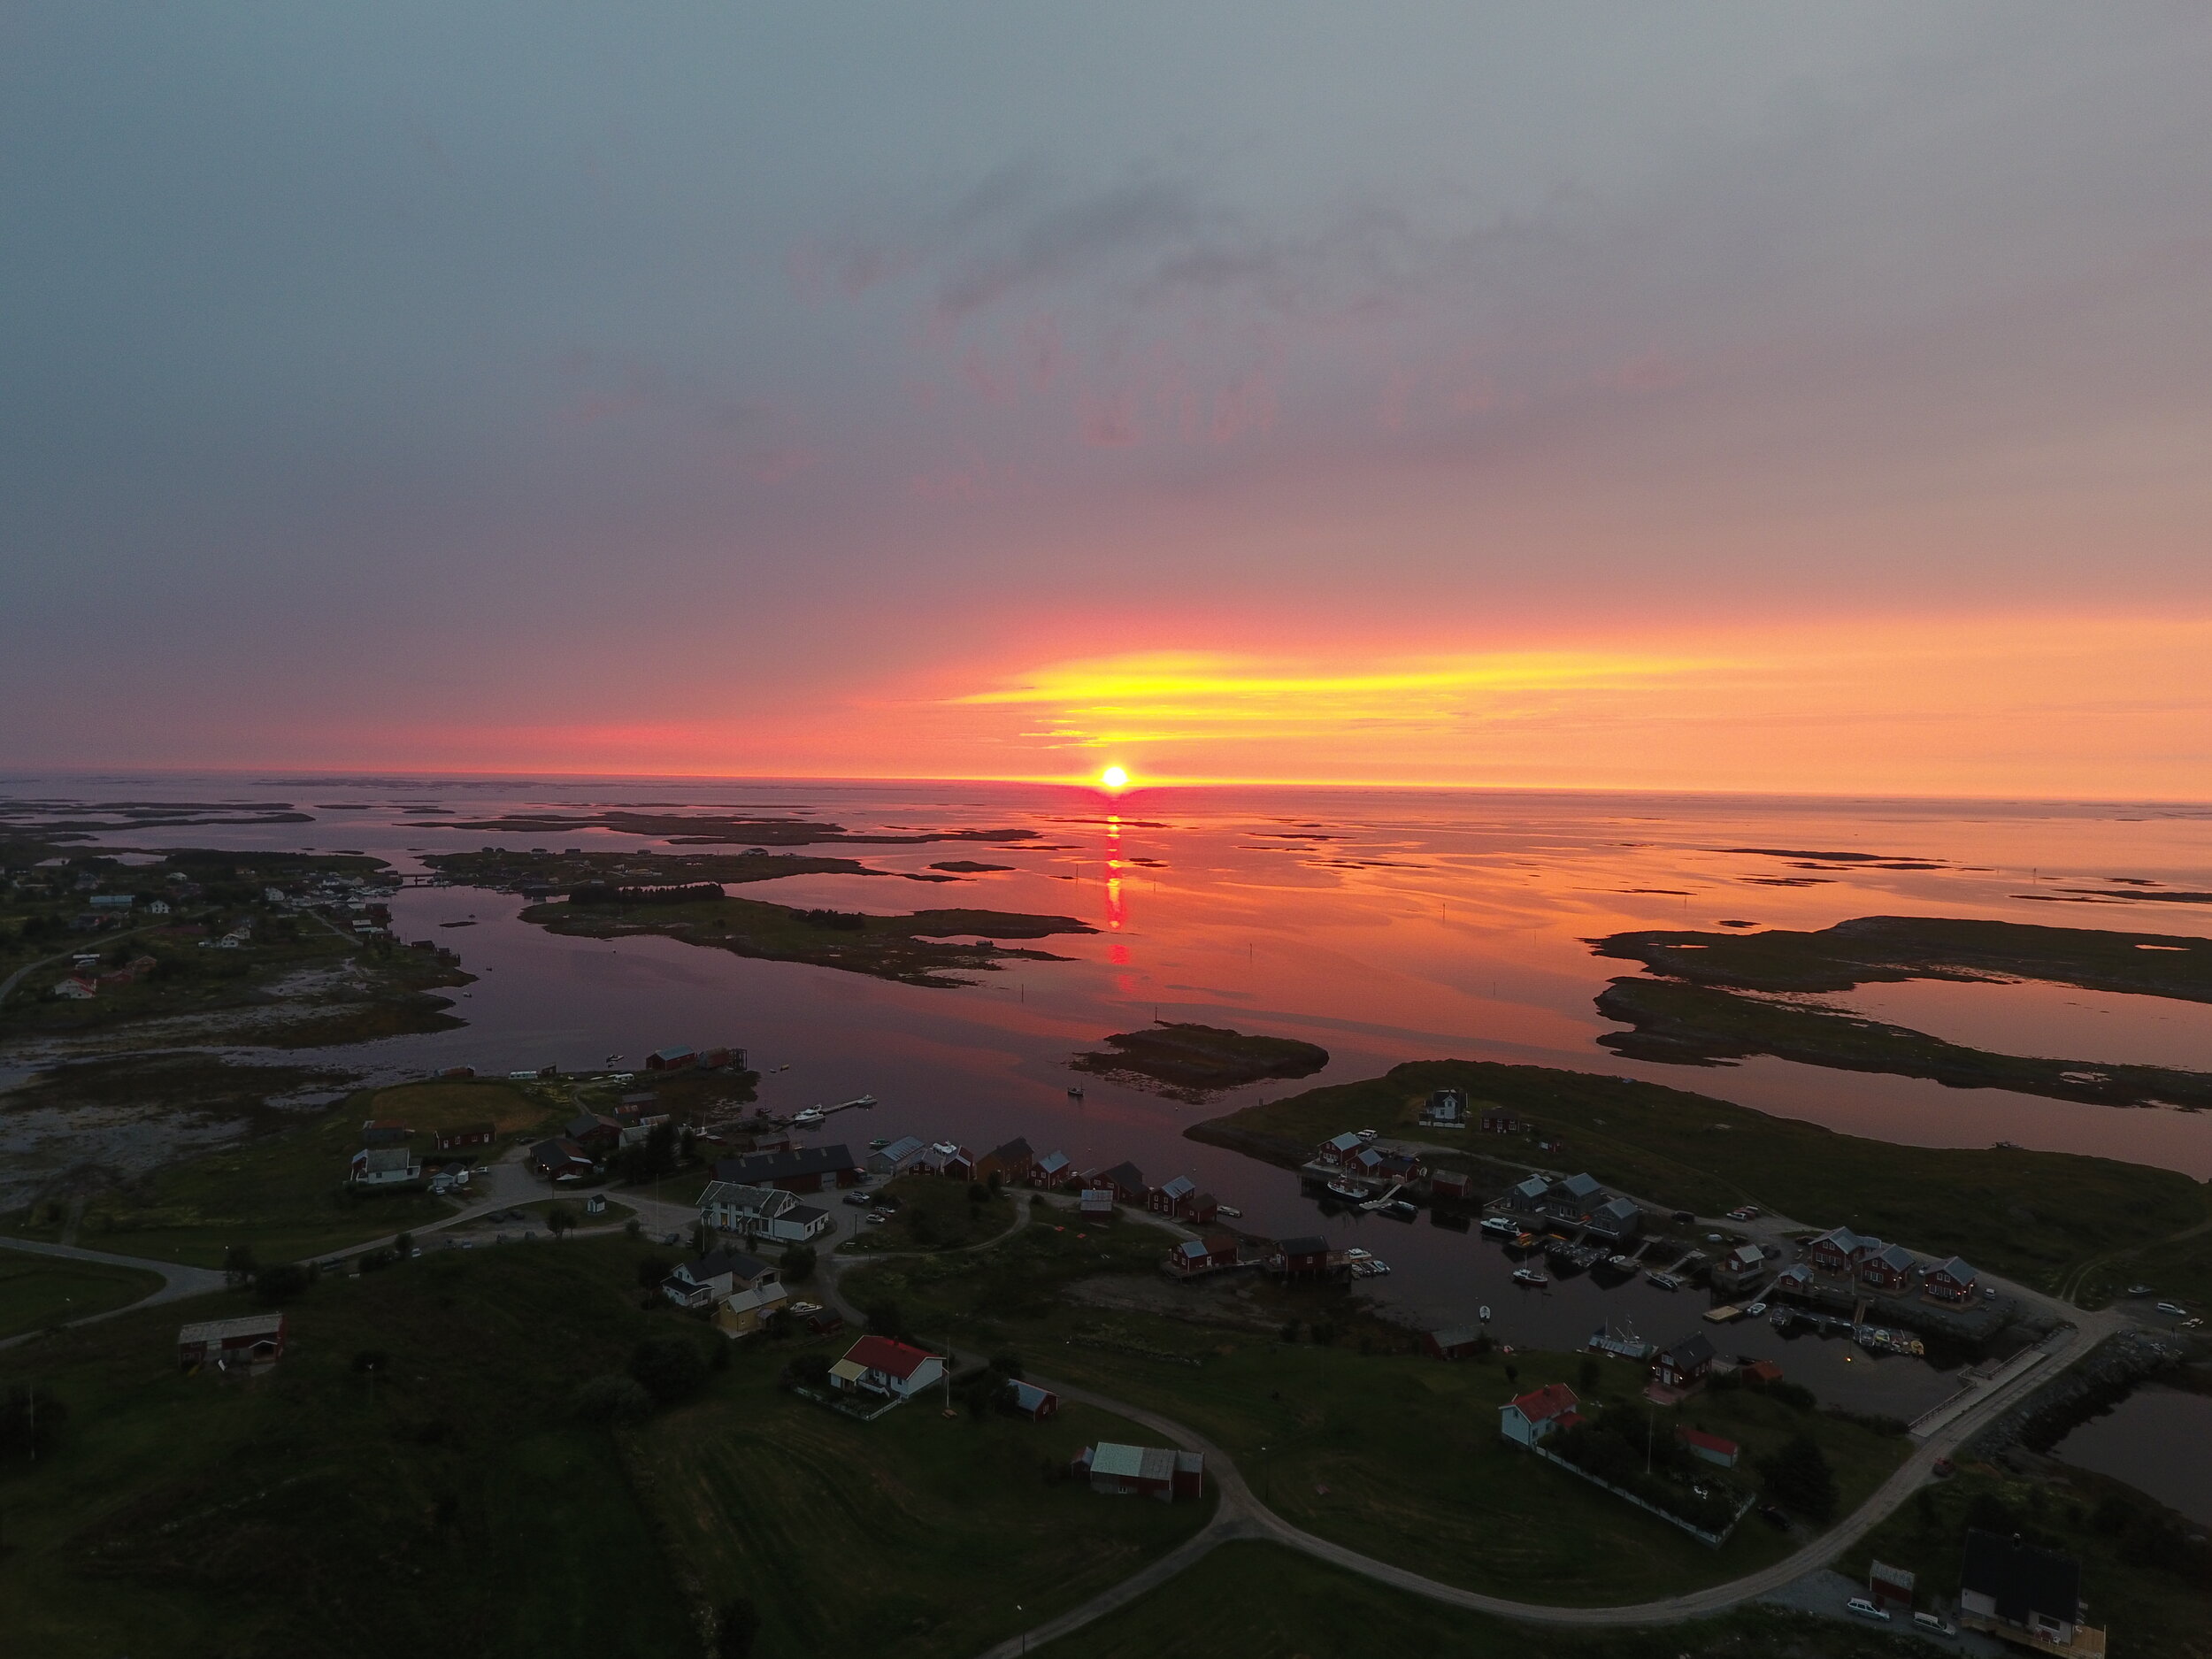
[
  {"left": 1325, "top": 1179, "right": 1366, "bottom": 1201},
  {"left": 1479, "top": 1215, "right": 1521, "bottom": 1240},
  {"left": 1512, "top": 1267, "right": 1549, "bottom": 1288},
  {"left": 1646, "top": 1271, "right": 1682, "bottom": 1291}
]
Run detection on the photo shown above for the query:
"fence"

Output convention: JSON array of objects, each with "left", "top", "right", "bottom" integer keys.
[{"left": 1525, "top": 1442, "right": 1753, "bottom": 1547}]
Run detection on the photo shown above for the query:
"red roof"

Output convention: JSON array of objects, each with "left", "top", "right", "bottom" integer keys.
[
  {"left": 1509, "top": 1382, "right": 1581, "bottom": 1424},
  {"left": 842, "top": 1334, "right": 939, "bottom": 1380},
  {"left": 1678, "top": 1426, "right": 1740, "bottom": 1456}
]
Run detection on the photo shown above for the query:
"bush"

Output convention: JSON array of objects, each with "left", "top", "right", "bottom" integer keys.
[
  {"left": 0, "top": 1385, "right": 67, "bottom": 1462},
  {"left": 783, "top": 1354, "right": 832, "bottom": 1389},
  {"left": 629, "top": 1334, "right": 711, "bottom": 1405},
  {"left": 1760, "top": 1434, "right": 1839, "bottom": 1521},
  {"left": 864, "top": 1300, "right": 908, "bottom": 1340},
  {"left": 222, "top": 1243, "right": 257, "bottom": 1286},
  {"left": 572, "top": 1374, "right": 656, "bottom": 1425},
  {"left": 252, "top": 1262, "right": 311, "bottom": 1304},
  {"left": 780, "top": 1244, "right": 817, "bottom": 1284},
  {"left": 989, "top": 1352, "right": 1025, "bottom": 1380}
]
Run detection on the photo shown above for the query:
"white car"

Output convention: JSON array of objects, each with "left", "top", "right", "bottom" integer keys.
[
  {"left": 1845, "top": 1598, "right": 1890, "bottom": 1622},
  {"left": 1913, "top": 1611, "right": 1957, "bottom": 1636},
  {"left": 2155, "top": 1302, "right": 2188, "bottom": 1317}
]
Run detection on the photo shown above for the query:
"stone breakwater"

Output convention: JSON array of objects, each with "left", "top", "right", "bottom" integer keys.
[{"left": 1969, "top": 1329, "right": 2185, "bottom": 1462}]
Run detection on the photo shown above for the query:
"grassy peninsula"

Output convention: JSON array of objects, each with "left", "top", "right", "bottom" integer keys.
[
  {"left": 1590, "top": 915, "right": 2212, "bottom": 1002},
  {"left": 1594, "top": 976, "right": 2212, "bottom": 1109},
  {"left": 1070, "top": 1022, "right": 1330, "bottom": 1100},
  {"left": 519, "top": 892, "right": 1094, "bottom": 987},
  {"left": 1189, "top": 1060, "right": 2210, "bottom": 1301},
  {"left": 422, "top": 846, "right": 963, "bottom": 891},
  {"left": 404, "top": 809, "right": 1041, "bottom": 849}
]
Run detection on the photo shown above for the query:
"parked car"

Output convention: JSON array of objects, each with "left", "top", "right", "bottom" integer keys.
[
  {"left": 841, "top": 1190, "right": 873, "bottom": 1207},
  {"left": 1845, "top": 1598, "right": 1890, "bottom": 1622},
  {"left": 1913, "top": 1611, "right": 1957, "bottom": 1637},
  {"left": 2155, "top": 1302, "right": 2188, "bottom": 1317},
  {"left": 1671, "top": 1210, "right": 1695, "bottom": 1225},
  {"left": 1932, "top": 1456, "right": 1955, "bottom": 1479}
]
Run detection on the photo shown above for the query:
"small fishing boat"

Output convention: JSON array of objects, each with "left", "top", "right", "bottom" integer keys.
[
  {"left": 1066, "top": 1085, "right": 1085, "bottom": 1099},
  {"left": 868, "top": 1137, "right": 890, "bottom": 1150},
  {"left": 1325, "top": 1179, "right": 1366, "bottom": 1202},
  {"left": 1215, "top": 1204, "right": 1242, "bottom": 1219},
  {"left": 1479, "top": 1215, "right": 1521, "bottom": 1240},
  {"left": 1646, "top": 1271, "right": 1682, "bottom": 1291},
  {"left": 1512, "top": 1267, "right": 1549, "bottom": 1288},
  {"left": 1604, "top": 1254, "right": 1642, "bottom": 1273},
  {"left": 793, "top": 1108, "right": 825, "bottom": 1126},
  {"left": 1744, "top": 1301, "right": 1767, "bottom": 1317},
  {"left": 1770, "top": 1307, "right": 1794, "bottom": 1331},
  {"left": 1387, "top": 1200, "right": 1417, "bottom": 1218}
]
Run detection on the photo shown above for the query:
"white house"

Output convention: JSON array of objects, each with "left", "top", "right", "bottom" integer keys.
[
  {"left": 662, "top": 1248, "right": 780, "bottom": 1309},
  {"left": 1499, "top": 1382, "right": 1584, "bottom": 1447},
  {"left": 349, "top": 1146, "right": 421, "bottom": 1187},
  {"left": 697, "top": 1180, "right": 831, "bottom": 1243},
  {"left": 828, "top": 1335, "right": 945, "bottom": 1402}
]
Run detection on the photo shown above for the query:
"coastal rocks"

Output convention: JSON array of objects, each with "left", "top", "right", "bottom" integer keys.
[{"left": 1970, "top": 1330, "right": 2186, "bottom": 1463}]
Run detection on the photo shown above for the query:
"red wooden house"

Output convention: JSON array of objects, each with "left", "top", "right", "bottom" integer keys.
[
  {"left": 1093, "top": 1161, "right": 1148, "bottom": 1204},
  {"left": 977, "top": 1137, "right": 1034, "bottom": 1186},
  {"left": 1146, "top": 1175, "right": 1217, "bottom": 1225},
  {"left": 1166, "top": 1235, "right": 1240, "bottom": 1277},
  {"left": 1923, "top": 1256, "right": 1980, "bottom": 1303},
  {"left": 1273, "top": 1235, "right": 1331, "bottom": 1279},
  {"left": 1859, "top": 1242, "right": 1918, "bottom": 1293},
  {"left": 435, "top": 1123, "right": 495, "bottom": 1152},
  {"left": 177, "top": 1313, "right": 288, "bottom": 1372},
  {"left": 1805, "top": 1226, "right": 1883, "bottom": 1276}
]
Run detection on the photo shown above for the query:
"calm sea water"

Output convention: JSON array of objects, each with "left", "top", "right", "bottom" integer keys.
[{"left": 13, "top": 773, "right": 2212, "bottom": 1414}]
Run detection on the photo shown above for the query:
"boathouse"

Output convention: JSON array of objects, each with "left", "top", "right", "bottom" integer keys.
[{"left": 1274, "top": 1235, "right": 1331, "bottom": 1278}]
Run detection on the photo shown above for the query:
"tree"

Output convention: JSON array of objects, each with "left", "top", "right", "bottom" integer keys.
[
  {"left": 717, "top": 1597, "right": 761, "bottom": 1659},
  {"left": 628, "top": 1335, "right": 710, "bottom": 1405},
  {"left": 1503, "top": 1363, "right": 1518, "bottom": 1387},
  {"left": 393, "top": 1232, "right": 414, "bottom": 1259},
  {"left": 1761, "top": 1434, "right": 1839, "bottom": 1521},
  {"left": 624, "top": 1217, "right": 642, "bottom": 1240},
  {"left": 222, "top": 1243, "right": 258, "bottom": 1287},
  {"left": 988, "top": 1352, "right": 1025, "bottom": 1380},
  {"left": 546, "top": 1202, "right": 578, "bottom": 1240},
  {"left": 572, "top": 1374, "right": 655, "bottom": 1425},
  {"left": 864, "top": 1300, "right": 908, "bottom": 1340},
  {"left": 252, "top": 1262, "right": 311, "bottom": 1304},
  {"left": 780, "top": 1243, "right": 816, "bottom": 1284}
]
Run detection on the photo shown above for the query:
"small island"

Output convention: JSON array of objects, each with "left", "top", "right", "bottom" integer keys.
[
  {"left": 519, "top": 891, "right": 1095, "bottom": 987},
  {"left": 1071, "top": 1022, "right": 1329, "bottom": 1101},
  {"left": 401, "top": 809, "right": 1041, "bottom": 849}
]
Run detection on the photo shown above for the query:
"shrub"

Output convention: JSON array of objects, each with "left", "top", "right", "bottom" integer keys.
[
  {"left": 780, "top": 1244, "right": 816, "bottom": 1284},
  {"left": 783, "top": 1354, "right": 832, "bottom": 1390},
  {"left": 628, "top": 1335, "right": 711, "bottom": 1404},
  {"left": 988, "top": 1352, "right": 1025, "bottom": 1380},
  {"left": 1760, "top": 1434, "right": 1839, "bottom": 1521},
  {"left": 572, "top": 1374, "right": 655, "bottom": 1425},
  {"left": 252, "top": 1262, "right": 311, "bottom": 1304}
]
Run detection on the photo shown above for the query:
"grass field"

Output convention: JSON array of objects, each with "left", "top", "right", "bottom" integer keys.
[
  {"left": 1028, "top": 1540, "right": 1916, "bottom": 1659},
  {"left": 361, "top": 1076, "right": 567, "bottom": 1146},
  {"left": 0, "top": 1238, "right": 695, "bottom": 1659},
  {"left": 844, "top": 1217, "right": 1909, "bottom": 1606},
  {"left": 1194, "top": 1060, "right": 2211, "bottom": 1301},
  {"left": 634, "top": 1384, "right": 1211, "bottom": 1656},
  {"left": 0, "top": 1247, "right": 164, "bottom": 1339},
  {"left": 0, "top": 1234, "right": 1216, "bottom": 1659},
  {"left": 840, "top": 1171, "right": 1018, "bottom": 1253}
]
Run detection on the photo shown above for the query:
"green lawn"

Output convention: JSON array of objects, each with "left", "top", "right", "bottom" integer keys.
[
  {"left": 0, "top": 1238, "right": 695, "bottom": 1659},
  {"left": 2, "top": 1095, "right": 462, "bottom": 1268},
  {"left": 839, "top": 1171, "right": 1018, "bottom": 1253},
  {"left": 1030, "top": 1540, "right": 1916, "bottom": 1659},
  {"left": 844, "top": 1218, "right": 1909, "bottom": 1606},
  {"left": 0, "top": 1248, "right": 164, "bottom": 1339},
  {"left": 634, "top": 1386, "right": 1211, "bottom": 1657},
  {"left": 0, "top": 1234, "right": 1217, "bottom": 1659},
  {"left": 1196, "top": 1060, "right": 2211, "bottom": 1300}
]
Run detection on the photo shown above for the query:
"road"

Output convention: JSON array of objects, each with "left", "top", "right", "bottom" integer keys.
[{"left": 0, "top": 1238, "right": 231, "bottom": 1351}]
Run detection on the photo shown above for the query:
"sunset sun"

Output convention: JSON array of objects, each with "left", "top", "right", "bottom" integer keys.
[{"left": 1099, "top": 764, "right": 1130, "bottom": 791}]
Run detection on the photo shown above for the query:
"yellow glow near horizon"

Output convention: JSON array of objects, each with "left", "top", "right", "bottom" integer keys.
[{"left": 1099, "top": 764, "right": 1130, "bottom": 790}]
